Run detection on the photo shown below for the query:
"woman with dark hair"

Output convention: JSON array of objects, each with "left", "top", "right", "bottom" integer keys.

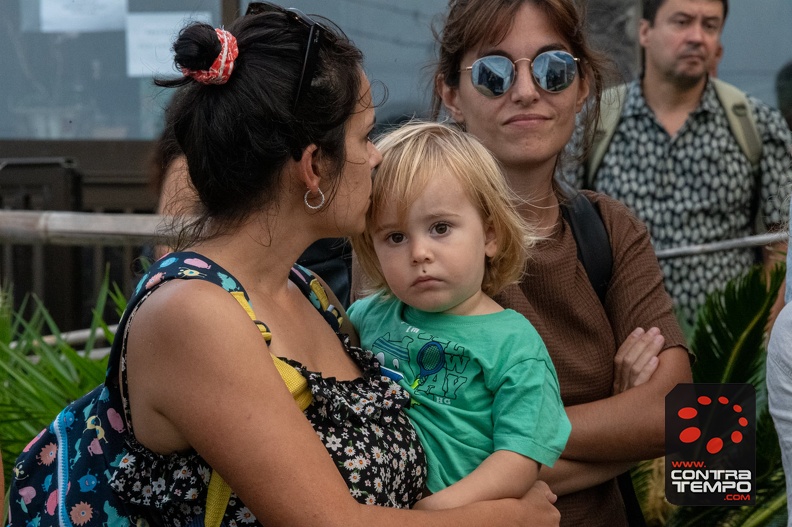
[
  {"left": 432, "top": 1, "right": 693, "bottom": 525},
  {"left": 7, "top": 4, "right": 558, "bottom": 526}
]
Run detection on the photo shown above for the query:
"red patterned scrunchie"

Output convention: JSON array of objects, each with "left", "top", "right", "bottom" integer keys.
[{"left": 182, "top": 28, "right": 239, "bottom": 85}]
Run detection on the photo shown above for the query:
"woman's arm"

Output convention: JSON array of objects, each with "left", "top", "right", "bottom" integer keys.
[
  {"left": 537, "top": 327, "right": 669, "bottom": 493},
  {"left": 561, "top": 345, "right": 691, "bottom": 462},
  {"left": 557, "top": 195, "right": 693, "bottom": 463},
  {"left": 767, "top": 304, "right": 792, "bottom": 518},
  {"left": 125, "top": 280, "right": 557, "bottom": 527},
  {"left": 538, "top": 342, "right": 686, "bottom": 492},
  {"left": 414, "top": 451, "right": 539, "bottom": 510}
]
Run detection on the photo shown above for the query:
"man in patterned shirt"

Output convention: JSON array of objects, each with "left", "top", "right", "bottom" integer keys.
[{"left": 584, "top": 0, "right": 792, "bottom": 327}]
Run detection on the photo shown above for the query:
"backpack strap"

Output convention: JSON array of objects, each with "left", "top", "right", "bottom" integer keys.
[
  {"left": 125, "top": 253, "right": 320, "bottom": 527},
  {"left": 559, "top": 192, "right": 613, "bottom": 303},
  {"left": 585, "top": 84, "right": 627, "bottom": 189},
  {"left": 204, "top": 269, "right": 316, "bottom": 527},
  {"left": 711, "top": 77, "right": 763, "bottom": 166},
  {"left": 711, "top": 77, "right": 765, "bottom": 233}
]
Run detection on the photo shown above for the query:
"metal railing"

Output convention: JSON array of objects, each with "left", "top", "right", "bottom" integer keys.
[
  {"left": 654, "top": 231, "right": 788, "bottom": 259},
  {"left": 1, "top": 209, "right": 786, "bottom": 255},
  {"left": 0, "top": 210, "right": 164, "bottom": 246},
  {"left": 0, "top": 209, "right": 787, "bottom": 347},
  {"left": 0, "top": 210, "right": 163, "bottom": 332}
]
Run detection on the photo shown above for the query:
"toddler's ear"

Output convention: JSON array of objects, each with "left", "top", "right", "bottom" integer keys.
[{"left": 484, "top": 222, "right": 498, "bottom": 258}]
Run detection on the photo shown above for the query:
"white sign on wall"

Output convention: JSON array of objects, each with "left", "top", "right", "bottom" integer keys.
[
  {"left": 40, "top": 0, "right": 128, "bottom": 33},
  {"left": 126, "top": 12, "right": 212, "bottom": 78}
]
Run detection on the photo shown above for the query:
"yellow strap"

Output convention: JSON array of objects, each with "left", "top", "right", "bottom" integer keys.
[
  {"left": 271, "top": 356, "right": 314, "bottom": 411},
  {"left": 204, "top": 473, "right": 233, "bottom": 527},
  {"left": 204, "top": 291, "right": 313, "bottom": 527}
]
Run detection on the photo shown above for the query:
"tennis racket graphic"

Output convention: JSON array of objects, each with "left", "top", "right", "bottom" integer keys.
[{"left": 416, "top": 340, "right": 446, "bottom": 384}]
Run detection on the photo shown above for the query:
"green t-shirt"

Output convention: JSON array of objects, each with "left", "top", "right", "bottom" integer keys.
[{"left": 348, "top": 292, "right": 570, "bottom": 492}]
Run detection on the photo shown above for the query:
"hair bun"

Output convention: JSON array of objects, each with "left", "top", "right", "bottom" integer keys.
[{"left": 180, "top": 28, "right": 239, "bottom": 85}]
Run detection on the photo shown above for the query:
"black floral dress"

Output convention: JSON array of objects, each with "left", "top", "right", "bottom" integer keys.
[{"left": 7, "top": 252, "right": 425, "bottom": 527}]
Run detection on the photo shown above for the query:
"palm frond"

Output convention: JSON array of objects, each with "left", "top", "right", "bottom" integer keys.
[
  {"left": 109, "top": 280, "right": 129, "bottom": 321},
  {"left": 631, "top": 457, "right": 677, "bottom": 526},
  {"left": 0, "top": 269, "right": 123, "bottom": 501},
  {"left": 0, "top": 282, "right": 12, "bottom": 345},
  {"left": 690, "top": 264, "right": 784, "bottom": 398},
  {"left": 638, "top": 263, "right": 788, "bottom": 526}
]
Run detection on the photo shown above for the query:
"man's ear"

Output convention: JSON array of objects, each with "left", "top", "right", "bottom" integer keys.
[
  {"left": 484, "top": 221, "right": 498, "bottom": 258},
  {"left": 638, "top": 18, "right": 651, "bottom": 49},
  {"left": 437, "top": 75, "right": 465, "bottom": 124},
  {"left": 296, "top": 144, "right": 322, "bottom": 193}
]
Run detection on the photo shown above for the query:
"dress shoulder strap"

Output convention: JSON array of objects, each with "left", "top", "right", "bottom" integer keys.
[{"left": 289, "top": 263, "right": 345, "bottom": 333}]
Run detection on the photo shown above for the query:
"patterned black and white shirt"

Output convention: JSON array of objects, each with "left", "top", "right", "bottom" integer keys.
[{"left": 587, "top": 79, "right": 792, "bottom": 327}]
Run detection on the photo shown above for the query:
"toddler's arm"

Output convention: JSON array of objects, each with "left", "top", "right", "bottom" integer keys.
[{"left": 413, "top": 450, "right": 539, "bottom": 510}]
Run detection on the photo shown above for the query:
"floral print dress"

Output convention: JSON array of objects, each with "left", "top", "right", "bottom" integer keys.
[{"left": 7, "top": 252, "right": 425, "bottom": 527}]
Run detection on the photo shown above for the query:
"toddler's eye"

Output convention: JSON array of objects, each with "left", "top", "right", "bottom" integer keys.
[
  {"left": 388, "top": 233, "right": 405, "bottom": 244},
  {"left": 432, "top": 223, "right": 450, "bottom": 235}
]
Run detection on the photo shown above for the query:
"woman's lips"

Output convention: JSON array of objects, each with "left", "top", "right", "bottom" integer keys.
[{"left": 504, "top": 113, "right": 550, "bottom": 126}]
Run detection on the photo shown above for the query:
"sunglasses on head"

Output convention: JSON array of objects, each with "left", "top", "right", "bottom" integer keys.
[
  {"left": 245, "top": 2, "right": 327, "bottom": 112},
  {"left": 460, "top": 50, "right": 580, "bottom": 97}
]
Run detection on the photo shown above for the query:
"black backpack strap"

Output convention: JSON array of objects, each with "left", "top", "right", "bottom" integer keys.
[
  {"left": 559, "top": 193, "right": 647, "bottom": 527},
  {"left": 559, "top": 192, "right": 612, "bottom": 304}
]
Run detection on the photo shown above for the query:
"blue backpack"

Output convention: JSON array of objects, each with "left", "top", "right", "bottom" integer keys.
[{"left": 6, "top": 252, "right": 322, "bottom": 527}]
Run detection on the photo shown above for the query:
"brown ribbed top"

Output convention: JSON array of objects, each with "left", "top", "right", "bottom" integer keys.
[{"left": 494, "top": 191, "right": 687, "bottom": 527}]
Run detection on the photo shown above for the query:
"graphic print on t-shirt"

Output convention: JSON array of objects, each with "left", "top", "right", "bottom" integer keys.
[{"left": 371, "top": 327, "right": 470, "bottom": 405}]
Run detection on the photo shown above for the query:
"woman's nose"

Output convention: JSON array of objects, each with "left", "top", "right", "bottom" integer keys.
[{"left": 509, "top": 60, "right": 540, "bottom": 105}]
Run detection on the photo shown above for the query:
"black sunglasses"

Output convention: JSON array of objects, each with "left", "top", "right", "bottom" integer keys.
[
  {"left": 245, "top": 2, "right": 327, "bottom": 112},
  {"left": 461, "top": 50, "right": 580, "bottom": 97}
]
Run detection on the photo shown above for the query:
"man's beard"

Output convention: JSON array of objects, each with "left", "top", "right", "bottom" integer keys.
[{"left": 666, "top": 62, "right": 708, "bottom": 90}]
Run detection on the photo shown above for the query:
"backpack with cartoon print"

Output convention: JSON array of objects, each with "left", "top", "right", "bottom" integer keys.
[
  {"left": 6, "top": 252, "right": 281, "bottom": 527},
  {"left": 7, "top": 385, "right": 135, "bottom": 527}
]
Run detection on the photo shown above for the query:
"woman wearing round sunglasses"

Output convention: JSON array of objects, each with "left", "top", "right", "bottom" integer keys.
[{"left": 434, "top": 1, "right": 692, "bottom": 526}]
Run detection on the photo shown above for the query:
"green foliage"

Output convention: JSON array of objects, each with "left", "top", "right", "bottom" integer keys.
[
  {"left": 691, "top": 264, "right": 784, "bottom": 402},
  {"left": 0, "top": 271, "right": 127, "bottom": 515},
  {"left": 635, "top": 263, "right": 788, "bottom": 527}
]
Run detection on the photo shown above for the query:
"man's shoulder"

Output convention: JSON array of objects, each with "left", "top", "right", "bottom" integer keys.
[
  {"left": 709, "top": 78, "right": 779, "bottom": 124},
  {"left": 743, "top": 91, "right": 791, "bottom": 134},
  {"left": 712, "top": 79, "right": 792, "bottom": 161}
]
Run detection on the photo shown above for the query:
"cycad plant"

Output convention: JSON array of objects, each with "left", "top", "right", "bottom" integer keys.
[
  {"left": 0, "top": 271, "right": 127, "bottom": 523},
  {"left": 634, "top": 263, "right": 788, "bottom": 527}
]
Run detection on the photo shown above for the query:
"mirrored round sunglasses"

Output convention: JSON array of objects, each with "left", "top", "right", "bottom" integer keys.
[{"left": 461, "top": 50, "right": 580, "bottom": 97}]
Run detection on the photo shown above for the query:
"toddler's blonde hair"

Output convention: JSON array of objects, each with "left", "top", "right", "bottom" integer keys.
[{"left": 353, "top": 121, "right": 537, "bottom": 297}]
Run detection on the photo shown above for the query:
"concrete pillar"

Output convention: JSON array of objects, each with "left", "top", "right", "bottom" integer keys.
[{"left": 584, "top": 0, "right": 642, "bottom": 84}]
